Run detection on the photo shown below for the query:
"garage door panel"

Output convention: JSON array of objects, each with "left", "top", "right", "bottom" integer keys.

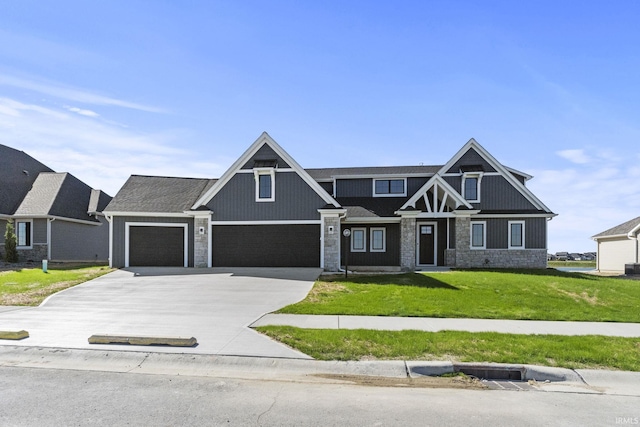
[
  {"left": 129, "top": 226, "right": 184, "bottom": 267},
  {"left": 212, "top": 225, "right": 319, "bottom": 267}
]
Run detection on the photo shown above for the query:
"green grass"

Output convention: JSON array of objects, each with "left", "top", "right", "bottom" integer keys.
[
  {"left": 278, "top": 270, "right": 640, "bottom": 322},
  {"left": 0, "top": 265, "right": 113, "bottom": 306},
  {"left": 548, "top": 260, "right": 596, "bottom": 268},
  {"left": 257, "top": 326, "right": 640, "bottom": 371}
]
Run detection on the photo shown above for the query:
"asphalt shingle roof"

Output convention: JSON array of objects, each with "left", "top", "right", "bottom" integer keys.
[
  {"left": 0, "top": 144, "right": 53, "bottom": 215},
  {"left": 336, "top": 197, "right": 408, "bottom": 218},
  {"left": 105, "top": 175, "right": 217, "bottom": 213},
  {"left": 305, "top": 165, "right": 441, "bottom": 181},
  {"left": 592, "top": 216, "right": 640, "bottom": 239}
]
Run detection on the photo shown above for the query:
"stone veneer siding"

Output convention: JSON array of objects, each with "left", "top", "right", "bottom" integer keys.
[
  {"left": 323, "top": 216, "right": 341, "bottom": 272},
  {"left": 400, "top": 217, "right": 417, "bottom": 271},
  {"left": 2, "top": 243, "right": 49, "bottom": 262},
  {"left": 460, "top": 249, "right": 547, "bottom": 268},
  {"left": 194, "top": 217, "right": 209, "bottom": 268}
]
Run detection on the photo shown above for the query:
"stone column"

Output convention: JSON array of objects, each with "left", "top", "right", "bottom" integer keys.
[
  {"left": 454, "top": 215, "right": 471, "bottom": 268},
  {"left": 193, "top": 215, "right": 210, "bottom": 268},
  {"left": 399, "top": 212, "right": 419, "bottom": 271},
  {"left": 319, "top": 209, "right": 346, "bottom": 272}
]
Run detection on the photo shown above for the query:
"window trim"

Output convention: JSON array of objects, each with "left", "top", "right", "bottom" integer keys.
[
  {"left": 370, "top": 227, "right": 386, "bottom": 252},
  {"left": 254, "top": 168, "right": 275, "bottom": 202},
  {"left": 462, "top": 173, "right": 482, "bottom": 203},
  {"left": 15, "top": 219, "right": 33, "bottom": 249},
  {"left": 372, "top": 178, "right": 407, "bottom": 197},
  {"left": 350, "top": 227, "right": 366, "bottom": 252},
  {"left": 470, "top": 221, "right": 486, "bottom": 250},
  {"left": 508, "top": 220, "right": 526, "bottom": 249}
]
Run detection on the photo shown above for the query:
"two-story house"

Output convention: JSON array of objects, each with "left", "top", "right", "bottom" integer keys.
[{"left": 104, "top": 132, "right": 555, "bottom": 270}]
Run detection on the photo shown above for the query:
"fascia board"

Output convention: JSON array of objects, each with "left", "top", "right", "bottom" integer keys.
[
  {"left": 102, "top": 211, "right": 192, "bottom": 218},
  {"left": 192, "top": 132, "right": 340, "bottom": 209},
  {"left": 10, "top": 214, "right": 100, "bottom": 226},
  {"left": 627, "top": 222, "right": 640, "bottom": 238}
]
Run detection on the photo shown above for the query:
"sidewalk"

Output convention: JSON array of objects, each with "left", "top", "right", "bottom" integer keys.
[{"left": 252, "top": 314, "right": 640, "bottom": 337}]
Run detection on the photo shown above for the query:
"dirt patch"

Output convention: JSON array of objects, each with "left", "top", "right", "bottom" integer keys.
[
  {"left": 314, "top": 373, "right": 487, "bottom": 390},
  {"left": 549, "top": 284, "right": 602, "bottom": 306},
  {"left": 0, "top": 280, "right": 78, "bottom": 306},
  {"left": 305, "top": 281, "right": 351, "bottom": 303}
]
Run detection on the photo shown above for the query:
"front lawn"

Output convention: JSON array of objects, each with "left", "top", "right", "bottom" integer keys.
[
  {"left": 278, "top": 270, "right": 640, "bottom": 322},
  {"left": 257, "top": 326, "right": 640, "bottom": 371},
  {"left": 0, "top": 265, "right": 113, "bottom": 306}
]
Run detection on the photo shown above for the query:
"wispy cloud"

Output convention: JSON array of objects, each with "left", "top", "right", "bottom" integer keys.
[
  {"left": 556, "top": 149, "right": 591, "bottom": 164},
  {"left": 64, "top": 106, "right": 100, "bottom": 117},
  {"left": 0, "top": 73, "right": 166, "bottom": 113}
]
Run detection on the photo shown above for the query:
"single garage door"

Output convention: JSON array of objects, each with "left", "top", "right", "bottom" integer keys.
[
  {"left": 129, "top": 226, "right": 186, "bottom": 267},
  {"left": 212, "top": 224, "right": 320, "bottom": 267}
]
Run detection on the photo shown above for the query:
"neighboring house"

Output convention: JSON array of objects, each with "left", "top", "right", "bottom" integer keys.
[
  {"left": 0, "top": 144, "right": 112, "bottom": 263},
  {"left": 104, "top": 133, "right": 556, "bottom": 270},
  {"left": 592, "top": 216, "right": 640, "bottom": 273},
  {"left": 568, "top": 253, "right": 582, "bottom": 261},
  {"left": 555, "top": 251, "right": 569, "bottom": 261}
]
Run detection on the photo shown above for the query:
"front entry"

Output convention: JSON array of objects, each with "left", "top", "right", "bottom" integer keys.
[{"left": 417, "top": 222, "right": 437, "bottom": 266}]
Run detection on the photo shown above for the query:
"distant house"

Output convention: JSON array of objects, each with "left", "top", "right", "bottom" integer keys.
[
  {"left": 105, "top": 133, "right": 556, "bottom": 270},
  {"left": 568, "top": 253, "right": 582, "bottom": 261},
  {"left": 555, "top": 251, "right": 569, "bottom": 261},
  {"left": 0, "top": 144, "right": 112, "bottom": 263},
  {"left": 592, "top": 216, "right": 640, "bottom": 273}
]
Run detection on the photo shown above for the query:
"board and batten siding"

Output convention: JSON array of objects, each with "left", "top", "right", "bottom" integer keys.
[
  {"left": 206, "top": 172, "right": 327, "bottom": 221},
  {"left": 51, "top": 217, "right": 109, "bottom": 261},
  {"left": 443, "top": 175, "right": 538, "bottom": 211},
  {"left": 340, "top": 223, "right": 400, "bottom": 266},
  {"left": 111, "top": 216, "right": 194, "bottom": 268},
  {"left": 240, "top": 143, "right": 291, "bottom": 169},
  {"left": 485, "top": 218, "right": 546, "bottom": 249},
  {"left": 446, "top": 148, "right": 497, "bottom": 174}
]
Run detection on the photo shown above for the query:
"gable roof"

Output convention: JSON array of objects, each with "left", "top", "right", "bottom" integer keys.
[
  {"left": 400, "top": 174, "right": 473, "bottom": 211},
  {"left": 0, "top": 144, "right": 53, "bottom": 215},
  {"left": 439, "top": 138, "right": 554, "bottom": 213},
  {"left": 192, "top": 132, "right": 340, "bottom": 209},
  {"left": 592, "top": 216, "right": 640, "bottom": 240},
  {"left": 105, "top": 175, "right": 216, "bottom": 214}
]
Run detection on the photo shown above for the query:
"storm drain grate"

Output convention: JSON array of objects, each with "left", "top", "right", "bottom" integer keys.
[{"left": 455, "top": 366, "right": 523, "bottom": 381}]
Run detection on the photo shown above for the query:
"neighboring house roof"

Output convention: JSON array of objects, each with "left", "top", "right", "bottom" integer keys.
[
  {"left": 0, "top": 144, "right": 53, "bottom": 215},
  {"left": 592, "top": 216, "right": 640, "bottom": 240},
  {"left": 306, "top": 165, "right": 440, "bottom": 181},
  {"left": 104, "top": 175, "right": 217, "bottom": 214}
]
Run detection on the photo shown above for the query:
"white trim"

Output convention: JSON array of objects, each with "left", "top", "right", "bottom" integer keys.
[
  {"left": 475, "top": 213, "right": 557, "bottom": 218},
  {"left": 254, "top": 168, "right": 276, "bottom": 202},
  {"left": 508, "top": 220, "right": 526, "bottom": 249},
  {"left": 329, "top": 172, "right": 435, "bottom": 180},
  {"left": 470, "top": 221, "right": 486, "bottom": 250},
  {"left": 505, "top": 166, "right": 533, "bottom": 182},
  {"left": 372, "top": 177, "right": 407, "bottom": 197},
  {"left": 46, "top": 218, "right": 55, "bottom": 260},
  {"left": 416, "top": 222, "right": 437, "bottom": 266},
  {"left": 370, "top": 227, "right": 386, "bottom": 252},
  {"left": 191, "top": 132, "right": 340, "bottom": 208},
  {"left": 10, "top": 214, "right": 102, "bottom": 226},
  {"left": 462, "top": 172, "right": 483, "bottom": 203},
  {"left": 236, "top": 168, "right": 295, "bottom": 174},
  {"left": 210, "top": 220, "right": 321, "bottom": 225},
  {"left": 103, "top": 211, "right": 192, "bottom": 218},
  {"left": 442, "top": 172, "right": 501, "bottom": 177},
  {"left": 106, "top": 214, "right": 113, "bottom": 268},
  {"left": 350, "top": 227, "right": 366, "bottom": 252},
  {"left": 124, "top": 222, "right": 188, "bottom": 268},
  {"left": 344, "top": 217, "right": 402, "bottom": 223},
  {"left": 15, "top": 219, "right": 33, "bottom": 249},
  {"left": 400, "top": 174, "right": 472, "bottom": 211},
  {"left": 415, "top": 212, "right": 457, "bottom": 219},
  {"left": 320, "top": 218, "right": 325, "bottom": 269},
  {"left": 207, "top": 216, "right": 213, "bottom": 268}
]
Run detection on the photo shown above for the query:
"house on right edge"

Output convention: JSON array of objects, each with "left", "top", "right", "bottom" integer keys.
[
  {"left": 592, "top": 216, "right": 640, "bottom": 273},
  {"left": 379, "top": 138, "right": 556, "bottom": 269}
]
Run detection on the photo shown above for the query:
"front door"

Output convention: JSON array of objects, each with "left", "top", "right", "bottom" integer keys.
[{"left": 417, "top": 223, "right": 436, "bottom": 266}]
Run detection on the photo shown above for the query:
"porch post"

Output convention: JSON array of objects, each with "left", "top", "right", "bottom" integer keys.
[
  {"left": 398, "top": 210, "right": 420, "bottom": 271},
  {"left": 191, "top": 211, "right": 212, "bottom": 268},
  {"left": 319, "top": 209, "right": 347, "bottom": 272}
]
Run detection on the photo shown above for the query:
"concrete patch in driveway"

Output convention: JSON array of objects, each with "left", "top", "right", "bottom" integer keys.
[{"left": 0, "top": 267, "right": 319, "bottom": 358}]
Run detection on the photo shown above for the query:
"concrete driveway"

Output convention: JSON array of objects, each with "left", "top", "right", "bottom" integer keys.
[{"left": 0, "top": 267, "right": 320, "bottom": 358}]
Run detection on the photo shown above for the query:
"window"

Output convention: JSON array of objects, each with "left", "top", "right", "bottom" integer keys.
[
  {"left": 470, "top": 221, "right": 486, "bottom": 249},
  {"left": 254, "top": 169, "right": 275, "bottom": 202},
  {"left": 16, "top": 220, "right": 32, "bottom": 248},
  {"left": 373, "top": 179, "right": 406, "bottom": 197},
  {"left": 462, "top": 173, "right": 482, "bottom": 202},
  {"left": 370, "top": 227, "right": 386, "bottom": 252},
  {"left": 509, "top": 221, "right": 525, "bottom": 249},
  {"left": 351, "top": 228, "right": 366, "bottom": 252}
]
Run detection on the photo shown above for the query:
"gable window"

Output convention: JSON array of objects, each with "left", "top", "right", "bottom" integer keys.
[
  {"left": 462, "top": 173, "right": 482, "bottom": 202},
  {"left": 509, "top": 221, "right": 525, "bottom": 249},
  {"left": 470, "top": 221, "right": 486, "bottom": 249},
  {"left": 351, "top": 227, "right": 366, "bottom": 252},
  {"left": 16, "top": 220, "right": 32, "bottom": 248},
  {"left": 373, "top": 179, "right": 406, "bottom": 197},
  {"left": 254, "top": 168, "right": 275, "bottom": 202},
  {"left": 370, "top": 227, "right": 386, "bottom": 252}
]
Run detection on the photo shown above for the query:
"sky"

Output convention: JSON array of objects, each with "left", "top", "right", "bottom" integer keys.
[{"left": 1, "top": 0, "right": 639, "bottom": 253}]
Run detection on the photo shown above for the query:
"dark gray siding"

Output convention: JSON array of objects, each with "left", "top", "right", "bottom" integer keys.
[
  {"left": 446, "top": 148, "right": 497, "bottom": 173},
  {"left": 443, "top": 176, "right": 461, "bottom": 193},
  {"left": 408, "top": 177, "right": 429, "bottom": 195},
  {"left": 111, "top": 216, "right": 194, "bottom": 268},
  {"left": 212, "top": 224, "right": 320, "bottom": 267},
  {"left": 319, "top": 181, "right": 333, "bottom": 195},
  {"left": 206, "top": 172, "right": 326, "bottom": 221},
  {"left": 336, "top": 178, "right": 372, "bottom": 198},
  {"left": 340, "top": 223, "right": 400, "bottom": 266},
  {"left": 241, "top": 144, "right": 290, "bottom": 169},
  {"left": 486, "top": 218, "right": 546, "bottom": 249},
  {"left": 51, "top": 217, "right": 109, "bottom": 261},
  {"left": 448, "top": 218, "right": 456, "bottom": 249},
  {"left": 0, "top": 220, "right": 5, "bottom": 244},
  {"left": 33, "top": 219, "right": 47, "bottom": 244},
  {"left": 479, "top": 176, "right": 537, "bottom": 210}
]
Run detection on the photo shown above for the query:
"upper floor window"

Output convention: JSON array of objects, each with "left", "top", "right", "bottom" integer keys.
[
  {"left": 16, "top": 220, "right": 32, "bottom": 248},
  {"left": 373, "top": 178, "right": 406, "bottom": 197},
  {"left": 254, "top": 168, "right": 275, "bottom": 202},
  {"left": 509, "top": 221, "right": 525, "bottom": 249},
  {"left": 462, "top": 173, "right": 482, "bottom": 202}
]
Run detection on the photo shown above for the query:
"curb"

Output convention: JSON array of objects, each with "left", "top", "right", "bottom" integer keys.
[{"left": 0, "top": 330, "right": 29, "bottom": 340}]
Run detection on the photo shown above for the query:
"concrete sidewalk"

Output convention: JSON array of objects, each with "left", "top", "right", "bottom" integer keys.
[{"left": 252, "top": 314, "right": 640, "bottom": 337}]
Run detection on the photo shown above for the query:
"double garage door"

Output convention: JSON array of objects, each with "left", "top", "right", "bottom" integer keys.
[{"left": 127, "top": 224, "right": 319, "bottom": 267}]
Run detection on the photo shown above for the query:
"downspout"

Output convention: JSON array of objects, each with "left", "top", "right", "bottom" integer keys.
[
  {"left": 338, "top": 211, "right": 347, "bottom": 272},
  {"left": 47, "top": 218, "right": 55, "bottom": 260},
  {"left": 105, "top": 214, "right": 113, "bottom": 268}
]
